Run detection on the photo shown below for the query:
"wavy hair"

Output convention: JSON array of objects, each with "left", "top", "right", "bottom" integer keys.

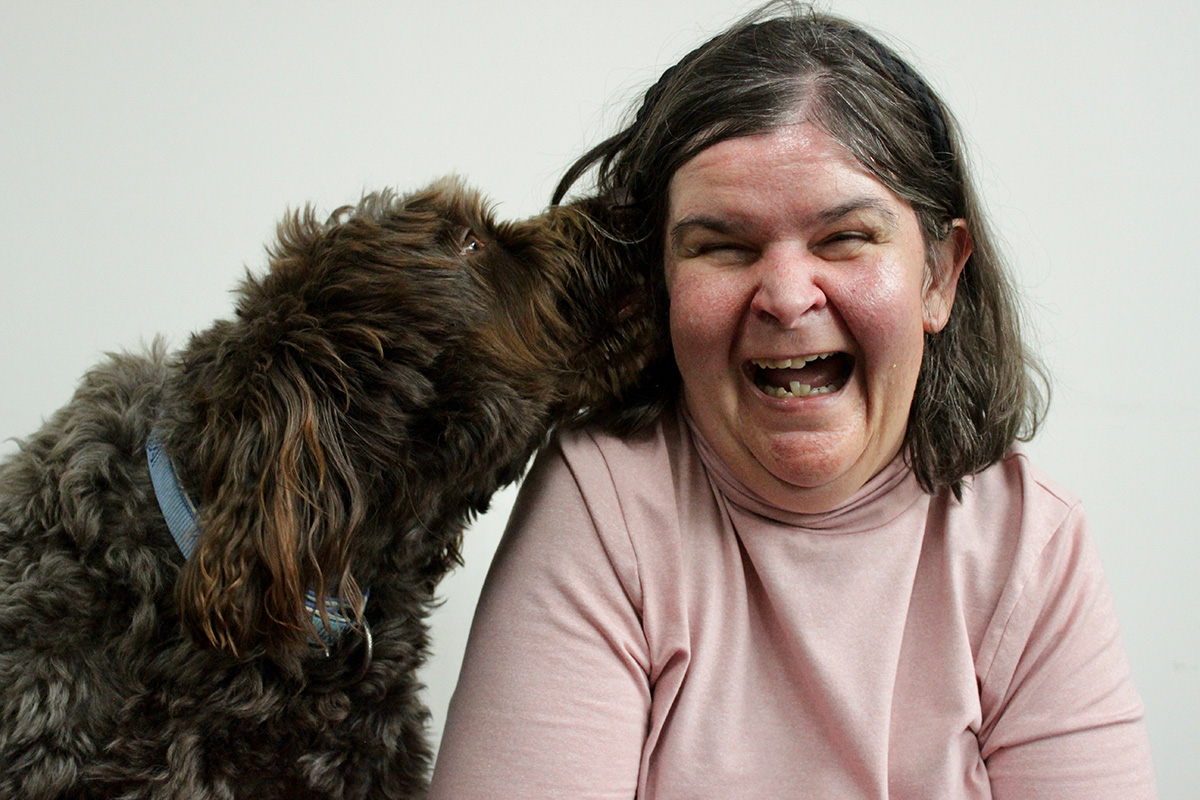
[{"left": 554, "top": 1, "right": 1047, "bottom": 494}]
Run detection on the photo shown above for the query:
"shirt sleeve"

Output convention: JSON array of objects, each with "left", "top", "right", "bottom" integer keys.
[
  {"left": 977, "top": 499, "right": 1157, "bottom": 799},
  {"left": 427, "top": 436, "right": 651, "bottom": 800}
]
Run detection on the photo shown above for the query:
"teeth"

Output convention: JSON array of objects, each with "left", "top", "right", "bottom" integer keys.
[
  {"left": 763, "top": 382, "right": 836, "bottom": 398},
  {"left": 752, "top": 353, "right": 833, "bottom": 369},
  {"left": 751, "top": 353, "right": 841, "bottom": 398}
]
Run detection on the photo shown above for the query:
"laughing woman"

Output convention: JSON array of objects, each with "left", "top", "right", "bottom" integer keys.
[{"left": 429, "top": 5, "right": 1156, "bottom": 798}]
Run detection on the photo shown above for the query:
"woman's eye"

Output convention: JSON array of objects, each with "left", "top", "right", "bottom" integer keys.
[
  {"left": 689, "top": 241, "right": 752, "bottom": 261},
  {"left": 815, "top": 231, "right": 871, "bottom": 259},
  {"left": 459, "top": 229, "right": 483, "bottom": 255}
]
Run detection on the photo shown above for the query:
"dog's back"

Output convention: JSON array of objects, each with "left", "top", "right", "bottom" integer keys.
[{"left": 0, "top": 347, "right": 175, "bottom": 797}]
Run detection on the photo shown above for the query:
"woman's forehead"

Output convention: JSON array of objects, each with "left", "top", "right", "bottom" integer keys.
[{"left": 666, "top": 124, "right": 909, "bottom": 223}]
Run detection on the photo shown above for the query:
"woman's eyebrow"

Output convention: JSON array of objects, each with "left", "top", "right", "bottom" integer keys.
[
  {"left": 816, "top": 197, "right": 901, "bottom": 227},
  {"left": 666, "top": 216, "right": 742, "bottom": 250}
]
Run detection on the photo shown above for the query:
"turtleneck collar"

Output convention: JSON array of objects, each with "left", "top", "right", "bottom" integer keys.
[{"left": 679, "top": 404, "right": 926, "bottom": 534}]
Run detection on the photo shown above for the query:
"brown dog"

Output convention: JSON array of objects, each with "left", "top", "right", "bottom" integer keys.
[{"left": 0, "top": 178, "right": 660, "bottom": 798}]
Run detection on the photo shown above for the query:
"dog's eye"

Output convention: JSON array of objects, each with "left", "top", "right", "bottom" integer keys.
[{"left": 459, "top": 229, "right": 484, "bottom": 256}]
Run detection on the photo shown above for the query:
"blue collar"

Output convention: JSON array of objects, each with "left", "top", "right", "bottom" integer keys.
[{"left": 146, "top": 430, "right": 361, "bottom": 648}]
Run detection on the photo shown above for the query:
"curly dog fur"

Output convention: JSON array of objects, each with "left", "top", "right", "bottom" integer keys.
[{"left": 0, "top": 178, "right": 659, "bottom": 798}]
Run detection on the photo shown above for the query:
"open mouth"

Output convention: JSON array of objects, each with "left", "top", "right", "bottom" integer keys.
[{"left": 749, "top": 353, "right": 853, "bottom": 399}]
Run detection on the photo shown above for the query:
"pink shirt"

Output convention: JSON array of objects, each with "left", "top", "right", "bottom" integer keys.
[{"left": 429, "top": 410, "right": 1155, "bottom": 799}]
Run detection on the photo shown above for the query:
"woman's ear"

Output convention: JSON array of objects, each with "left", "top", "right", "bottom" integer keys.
[{"left": 923, "top": 219, "right": 972, "bottom": 333}]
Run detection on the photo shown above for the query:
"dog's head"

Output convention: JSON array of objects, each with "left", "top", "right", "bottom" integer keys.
[{"left": 166, "top": 179, "right": 661, "bottom": 661}]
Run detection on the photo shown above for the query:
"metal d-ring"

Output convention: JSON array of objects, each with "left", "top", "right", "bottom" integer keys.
[
  {"left": 306, "top": 616, "right": 374, "bottom": 690},
  {"left": 348, "top": 618, "right": 374, "bottom": 685}
]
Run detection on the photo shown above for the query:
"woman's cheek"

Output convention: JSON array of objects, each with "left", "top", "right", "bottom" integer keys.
[
  {"left": 668, "top": 269, "right": 740, "bottom": 365},
  {"left": 840, "top": 261, "right": 925, "bottom": 348}
]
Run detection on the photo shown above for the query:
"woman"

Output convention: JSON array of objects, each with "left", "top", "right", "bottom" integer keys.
[{"left": 429, "top": 5, "right": 1156, "bottom": 798}]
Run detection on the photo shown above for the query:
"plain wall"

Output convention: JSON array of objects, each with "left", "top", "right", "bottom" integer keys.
[{"left": 2, "top": 1, "right": 1196, "bottom": 795}]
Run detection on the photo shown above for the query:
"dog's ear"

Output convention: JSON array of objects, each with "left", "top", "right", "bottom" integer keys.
[
  {"left": 549, "top": 199, "right": 667, "bottom": 427},
  {"left": 175, "top": 319, "right": 370, "bottom": 661}
]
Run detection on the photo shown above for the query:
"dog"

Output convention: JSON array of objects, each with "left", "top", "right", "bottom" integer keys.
[{"left": 0, "top": 178, "right": 660, "bottom": 799}]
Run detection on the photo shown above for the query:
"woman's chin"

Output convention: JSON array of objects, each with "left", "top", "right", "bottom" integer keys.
[{"left": 741, "top": 425, "right": 905, "bottom": 513}]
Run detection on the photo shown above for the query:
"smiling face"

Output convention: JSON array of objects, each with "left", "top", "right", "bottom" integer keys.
[{"left": 665, "top": 123, "right": 968, "bottom": 513}]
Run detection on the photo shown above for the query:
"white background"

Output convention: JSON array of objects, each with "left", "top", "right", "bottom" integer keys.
[{"left": 2, "top": 1, "right": 1196, "bottom": 795}]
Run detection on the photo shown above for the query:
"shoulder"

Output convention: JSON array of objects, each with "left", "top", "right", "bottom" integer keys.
[
  {"left": 506, "top": 412, "right": 695, "bottom": 601},
  {"left": 938, "top": 447, "right": 1096, "bottom": 606},
  {"left": 931, "top": 448, "right": 1099, "bottom": 671},
  {"left": 549, "top": 410, "right": 693, "bottom": 517},
  {"left": 555, "top": 413, "right": 680, "bottom": 480},
  {"left": 958, "top": 456, "right": 1151, "bottom": 786},
  {"left": 964, "top": 445, "right": 1077, "bottom": 508},
  {"left": 946, "top": 446, "right": 1085, "bottom": 554},
  {"left": 944, "top": 450, "right": 1126, "bottom": 701}
]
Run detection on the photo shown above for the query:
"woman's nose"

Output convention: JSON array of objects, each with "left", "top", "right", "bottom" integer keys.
[{"left": 749, "top": 246, "right": 827, "bottom": 327}]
